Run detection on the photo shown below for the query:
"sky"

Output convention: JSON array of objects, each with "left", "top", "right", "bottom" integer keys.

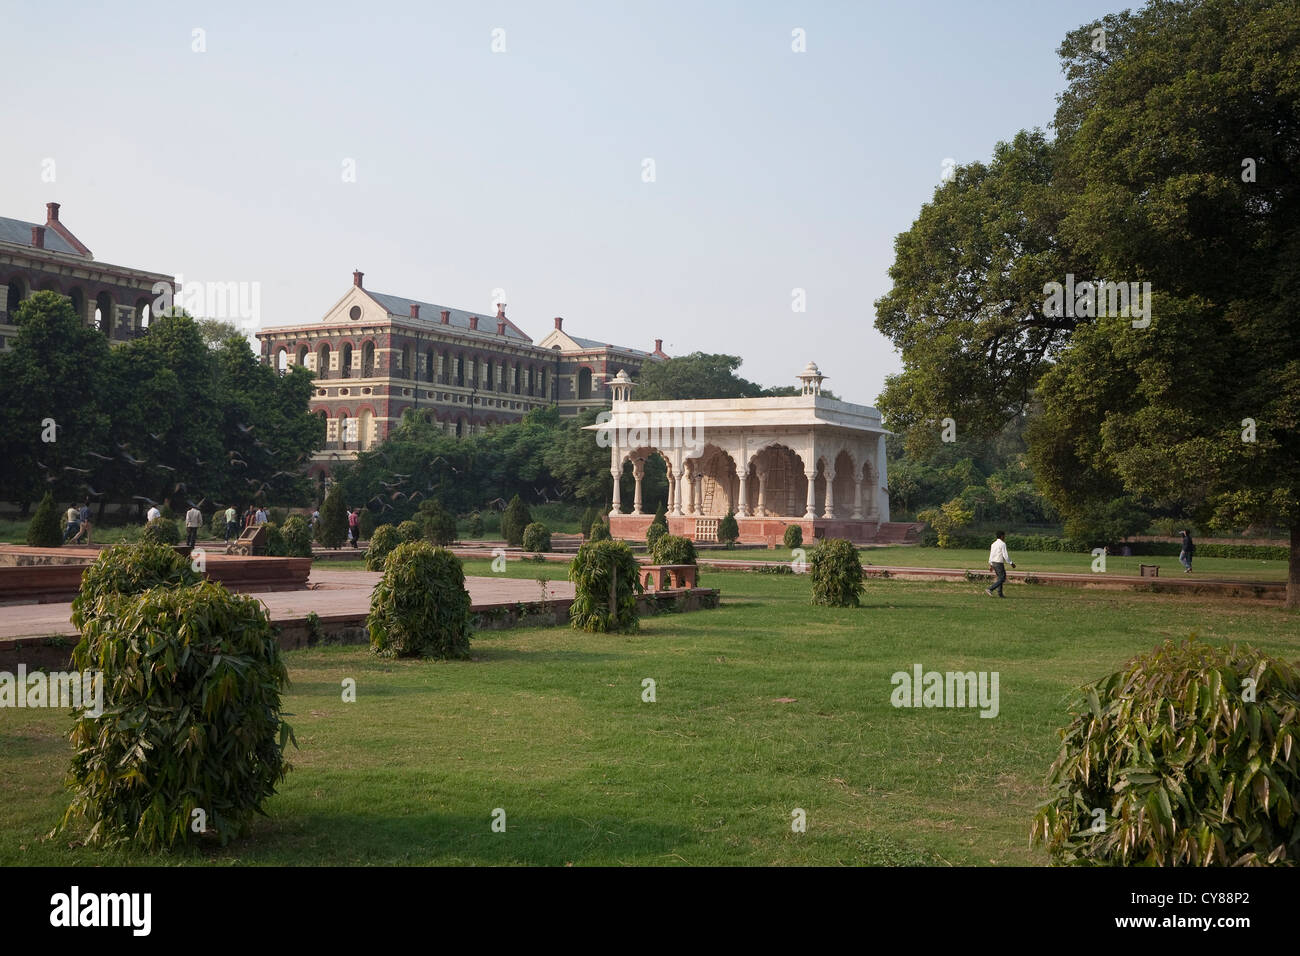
[{"left": 1, "top": 0, "right": 1116, "bottom": 406}]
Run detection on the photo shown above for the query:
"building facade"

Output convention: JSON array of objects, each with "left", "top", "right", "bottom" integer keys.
[
  {"left": 0, "top": 203, "right": 172, "bottom": 350},
  {"left": 254, "top": 271, "right": 667, "bottom": 478}
]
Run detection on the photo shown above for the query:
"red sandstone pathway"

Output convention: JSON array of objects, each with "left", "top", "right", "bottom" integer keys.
[{"left": 0, "top": 570, "right": 575, "bottom": 642}]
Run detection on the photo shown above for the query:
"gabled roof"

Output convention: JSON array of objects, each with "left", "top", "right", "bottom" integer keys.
[
  {"left": 364, "top": 290, "right": 533, "bottom": 342},
  {"left": 564, "top": 332, "right": 653, "bottom": 357},
  {"left": 0, "top": 216, "right": 87, "bottom": 257}
]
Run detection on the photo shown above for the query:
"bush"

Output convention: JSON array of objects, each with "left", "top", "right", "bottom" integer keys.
[
  {"left": 59, "top": 581, "right": 293, "bottom": 848},
  {"left": 646, "top": 503, "right": 668, "bottom": 551},
  {"left": 522, "top": 521, "right": 552, "bottom": 553},
  {"left": 419, "top": 500, "right": 458, "bottom": 547},
  {"left": 651, "top": 533, "right": 697, "bottom": 566},
  {"left": 588, "top": 518, "right": 611, "bottom": 542},
  {"left": 367, "top": 541, "right": 472, "bottom": 659},
  {"left": 318, "top": 484, "right": 347, "bottom": 549},
  {"left": 917, "top": 497, "right": 975, "bottom": 549},
  {"left": 718, "top": 511, "right": 739, "bottom": 547},
  {"left": 396, "top": 520, "right": 422, "bottom": 544},
  {"left": 466, "top": 511, "right": 485, "bottom": 539},
  {"left": 1031, "top": 638, "right": 1300, "bottom": 866},
  {"left": 26, "top": 492, "right": 65, "bottom": 547},
  {"left": 581, "top": 506, "right": 602, "bottom": 538},
  {"left": 262, "top": 521, "right": 286, "bottom": 556},
  {"left": 141, "top": 517, "right": 181, "bottom": 546},
  {"left": 279, "top": 515, "right": 313, "bottom": 557},
  {"left": 70, "top": 541, "right": 200, "bottom": 630},
  {"left": 365, "top": 524, "right": 401, "bottom": 571},
  {"left": 501, "top": 495, "right": 532, "bottom": 547},
  {"left": 783, "top": 524, "right": 803, "bottom": 549},
  {"left": 568, "top": 540, "right": 642, "bottom": 633},
  {"left": 209, "top": 510, "right": 227, "bottom": 540},
  {"left": 359, "top": 507, "right": 378, "bottom": 541},
  {"left": 809, "top": 538, "right": 864, "bottom": 607}
]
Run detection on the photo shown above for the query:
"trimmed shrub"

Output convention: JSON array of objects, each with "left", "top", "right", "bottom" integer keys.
[
  {"left": 917, "top": 497, "right": 974, "bottom": 549},
  {"left": 466, "top": 511, "right": 485, "bottom": 539},
  {"left": 367, "top": 541, "right": 472, "bottom": 659},
  {"left": 59, "top": 581, "right": 293, "bottom": 848},
  {"left": 646, "top": 503, "right": 668, "bottom": 551},
  {"left": 1032, "top": 638, "right": 1300, "bottom": 866},
  {"left": 501, "top": 495, "right": 532, "bottom": 547},
  {"left": 651, "top": 533, "right": 697, "bottom": 567},
  {"left": 262, "top": 521, "right": 286, "bottom": 556},
  {"left": 70, "top": 541, "right": 200, "bottom": 630},
  {"left": 568, "top": 540, "right": 642, "bottom": 633},
  {"left": 279, "top": 515, "right": 313, "bottom": 557},
  {"left": 588, "top": 518, "right": 611, "bottom": 542},
  {"left": 783, "top": 524, "right": 803, "bottom": 549},
  {"left": 364, "top": 524, "right": 400, "bottom": 571},
  {"left": 522, "top": 521, "right": 552, "bottom": 553},
  {"left": 718, "top": 511, "right": 739, "bottom": 547},
  {"left": 581, "top": 506, "right": 601, "bottom": 538},
  {"left": 809, "top": 538, "right": 864, "bottom": 607},
  {"left": 419, "top": 500, "right": 458, "bottom": 547},
  {"left": 396, "top": 520, "right": 422, "bottom": 544},
  {"left": 141, "top": 517, "right": 181, "bottom": 546},
  {"left": 26, "top": 492, "right": 64, "bottom": 547},
  {"left": 209, "top": 510, "right": 227, "bottom": 540},
  {"left": 359, "top": 507, "right": 378, "bottom": 541},
  {"left": 318, "top": 483, "right": 347, "bottom": 549}
]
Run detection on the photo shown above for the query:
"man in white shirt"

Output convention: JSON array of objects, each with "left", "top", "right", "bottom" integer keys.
[
  {"left": 146, "top": 505, "right": 162, "bottom": 522},
  {"left": 185, "top": 504, "right": 203, "bottom": 548},
  {"left": 986, "top": 531, "right": 1015, "bottom": 598}
]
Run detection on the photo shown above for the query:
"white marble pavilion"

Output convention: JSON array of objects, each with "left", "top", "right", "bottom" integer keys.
[{"left": 587, "top": 362, "right": 909, "bottom": 546}]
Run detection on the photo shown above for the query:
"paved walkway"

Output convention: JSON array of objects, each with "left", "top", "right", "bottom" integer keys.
[{"left": 0, "top": 570, "right": 575, "bottom": 642}]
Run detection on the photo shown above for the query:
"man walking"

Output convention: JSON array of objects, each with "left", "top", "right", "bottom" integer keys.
[
  {"left": 146, "top": 503, "right": 161, "bottom": 523},
  {"left": 985, "top": 531, "right": 1015, "bottom": 598},
  {"left": 1179, "top": 530, "right": 1195, "bottom": 573},
  {"left": 71, "top": 499, "right": 93, "bottom": 545},
  {"left": 185, "top": 502, "right": 203, "bottom": 548},
  {"left": 224, "top": 504, "right": 238, "bottom": 545},
  {"left": 347, "top": 508, "right": 360, "bottom": 548},
  {"left": 62, "top": 504, "right": 81, "bottom": 544}
]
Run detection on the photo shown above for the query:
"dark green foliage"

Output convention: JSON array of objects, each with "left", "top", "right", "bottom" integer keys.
[
  {"left": 279, "top": 515, "right": 313, "bottom": 557},
  {"left": 1032, "top": 638, "right": 1300, "bottom": 866},
  {"left": 26, "top": 492, "right": 64, "bottom": 547},
  {"left": 588, "top": 518, "right": 611, "bottom": 542},
  {"left": 60, "top": 581, "right": 294, "bottom": 848},
  {"left": 396, "top": 520, "right": 422, "bottom": 544},
  {"left": 501, "top": 495, "right": 532, "bottom": 547},
  {"left": 522, "top": 521, "right": 551, "bottom": 553},
  {"left": 359, "top": 507, "right": 378, "bottom": 540},
  {"left": 318, "top": 483, "right": 347, "bottom": 549},
  {"left": 646, "top": 503, "right": 668, "bottom": 551},
  {"left": 581, "top": 506, "right": 601, "bottom": 537},
  {"left": 809, "top": 538, "right": 864, "bottom": 607},
  {"left": 209, "top": 510, "right": 227, "bottom": 540},
  {"left": 141, "top": 517, "right": 180, "bottom": 546},
  {"left": 651, "top": 534, "right": 697, "bottom": 567},
  {"left": 367, "top": 541, "right": 472, "bottom": 659},
  {"left": 364, "top": 524, "right": 400, "bottom": 571},
  {"left": 783, "top": 524, "right": 803, "bottom": 549},
  {"left": 466, "top": 511, "right": 485, "bottom": 539},
  {"left": 568, "top": 540, "right": 643, "bottom": 633},
  {"left": 718, "top": 511, "right": 740, "bottom": 547},
  {"left": 262, "top": 522, "right": 286, "bottom": 556},
  {"left": 1128, "top": 541, "right": 1289, "bottom": 561},
  {"left": 418, "top": 500, "right": 458, "bottom": 547},
  {"left": 70, "top": 541, "right": 200, "bottom": 630}
]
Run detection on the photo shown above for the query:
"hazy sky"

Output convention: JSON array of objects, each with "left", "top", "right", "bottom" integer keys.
[{"left": 2, "top": 0, "right": 1113, "bottom": 406}]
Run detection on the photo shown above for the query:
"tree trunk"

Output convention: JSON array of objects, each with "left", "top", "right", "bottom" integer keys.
[{"left": 1289, "top": 525, "right": 1299, "bottom": 611}]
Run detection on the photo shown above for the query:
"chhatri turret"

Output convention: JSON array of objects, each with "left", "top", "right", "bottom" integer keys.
[{"left": 796, "top": 360, "right": 826, "bottom": 396}]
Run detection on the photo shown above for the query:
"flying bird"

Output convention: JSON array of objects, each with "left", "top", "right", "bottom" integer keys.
[
  {"left": 62, "top": 465, "right": 91, "bottom": 474},
  {"left": 120, "top": 451, "right": 146, "bottom": 466},
  {"left": 132, "top": 495, "right": 158, "bottom": 506},
  {"left": 85, "top": 451, "right": 113, "bottom": 462},
  {"left": 236, "top": 423, "right": 255, "bottom": 433}
]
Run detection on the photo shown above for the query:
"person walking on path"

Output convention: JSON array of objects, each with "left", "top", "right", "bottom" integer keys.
[
  {"left": 71, "top": 500, "right": 93, "bottom": 545},
  {"left": 985, "top": 531, "right": 1015, "bottom": 598},
  {"left": 255, "top": 506, "right": 268, "bottom": 525},
  {"left": 62, "top": 505, "right": 81, "bottom": 544},
  {"left": 244, "top": 505, "right": 256, "bottom": 529},
  {"left": 1179, "top": 530, "right": 1195, "bottom": 573},
  {"left": 224, "top": 505, "right": 238, "bottom": 545},
  {"left": 185, "top": 503, "right": 203, "bottom": 548},
  {"left": 146, "top": 504, "right": 161, "bottom": 522},
  {"left": 347, "top": 508, "right": 360, "bottom": 548}
]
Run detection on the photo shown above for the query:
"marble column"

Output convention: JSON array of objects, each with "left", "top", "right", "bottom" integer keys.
[
  {"left": 737, "top": 468, "right": 749, "bottom": 517},
  {"left": 667, "top": 473, "right": 676, "bottom": 515},
  {"left": 610, "top": 465, "right": 622, "bottom": 516},
  {"left": 823, "top": 470, "right": 835, "bottom": 519},
  {"left": 686, "top": 468, "right": 696, "bottom": 515},
  {"left": 852, "top": 476, "right": 864, "bottom": 520},
  {"left": 804, "top": 471, "right": 817, "bottom": 519},
  {"left": 632, "top": 461, "right": 644, "bottom": 515},
  {"left": 756, "top": 468, "right": 768, "bottom": 517}
]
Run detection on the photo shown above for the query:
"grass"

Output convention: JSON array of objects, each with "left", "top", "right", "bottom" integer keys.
[
  {"left": 2, "top": 563, "right": 1296, "bottom": 866},
  {"left": 698, "top": 545, "right": 1289, "bottom": 582}
]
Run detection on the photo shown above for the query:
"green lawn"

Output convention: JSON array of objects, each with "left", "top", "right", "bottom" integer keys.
[
  {"left": 700, "top": 545, "right": 1289, "bottom": 582},
  {"left": 3, "top": 563, "right": 1296, "bottom": 866}
]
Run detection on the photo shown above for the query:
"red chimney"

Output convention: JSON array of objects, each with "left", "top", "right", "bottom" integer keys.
[
  {"left": 409, "top": 303, "right": 420, "bottom": 319},
  {"left": 45, "top": 202, "right": 60, "bottom": 223},
  {"left": 497, "top": 319, "right": 507, "bottom": 335},
  {"left": 496, "top": 302, "right": 506, "bottom": 318},
  {"left": 31, "top": 226, "right": 45, "bottom": 248},
  {"left": 654, "top": 338, "right": 664, "bottom": 354},
  {"left": 440, "top": 310, "right": 450, "bottom": 324},
  {"left": 469, "top": 315, "right": 479, "bottom": 330},
  {"left": 353, "top": 270, "right": 364, "bottom": 287},
  {"left": 554, "top": 317, "right": 563, "bottom": 330}
]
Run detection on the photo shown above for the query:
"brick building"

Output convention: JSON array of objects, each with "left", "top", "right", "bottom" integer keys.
[
  {"left": 0, "top": 203, "right": 171, "bottom": 350},
  {"left": 255, "top": 271, "right": 667, "bottom": 477}
]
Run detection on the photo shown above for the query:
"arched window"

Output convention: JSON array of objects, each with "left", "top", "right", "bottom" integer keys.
[
  {"left": 362, "top": 341, "right": 375, "bottom": 376},
  {"left": 578, "top": 367, "right": 592, "bottom": 399},
  {"left": 341, "top": 343, "right": 353, "bottom": 378},
  {"left": 4, "top": 277, "right": 26, "bottom": 320},
  {"left": 276, "top": 348, "right": 288, "bottom": 374},
  {"left": 95, "top": 291, "right": 113, "bottom": 334},
  {"left": 425, "top": 348, "right": 434, "bottom": 383},
  {"left": 358, "top": 408, "right": 374, "bottom": 449},
  {"left": 485, "top": 358, "right": 494, "bottom": 391},
  {"left": 298, "top": 345, "right": 310, "bottom": 368},
  {"left": 135, "top": 297, "right": 151, "bottom": 331},
  {"left": 402, "top": 344, "right": 413, "bottom": 379},
  {"left": 318, "top": 343, "right": 332, "bottom": 378},
  {"left": 456, "top": 353, "right": 465, "bottom": 387},
  {"left": 69, "top": 288, "right": 86, "bottom": 323}
]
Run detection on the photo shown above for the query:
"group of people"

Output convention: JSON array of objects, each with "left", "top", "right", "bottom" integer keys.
[{"left": 62, "top": 500, "right": 93, "bottom": 545}]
